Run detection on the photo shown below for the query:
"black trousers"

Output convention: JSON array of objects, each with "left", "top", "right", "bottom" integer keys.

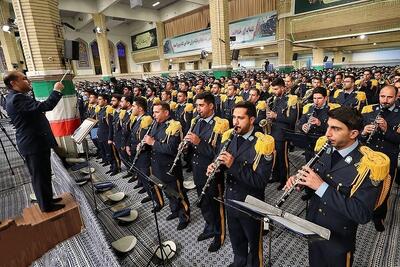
[
  {"left": 25, "top": 150, "right": 54, "bottom": 211},
  {"left": 98, "top": 140, "right": 111, "bottom": 164},
  {"left": 109, "top": 143, "right": 121, "bottom": 172},
  {"left": 309, "top": 242, "right": 353, "bottom": 267},
  {"left": 227, "top": 209, "right": 263, "bottom": 267},
  {"left": 273, "top": 141, "right": 289, "bottom": 185}
]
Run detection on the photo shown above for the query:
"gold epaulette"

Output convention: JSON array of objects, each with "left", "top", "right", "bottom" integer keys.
[
  {"left": 119, "top": 109, "right": 126, "bottom": 120},
  {"left": 256, "top": 83, "right": 261, "bottom": 90},
  {"left": 268, "top": 88, "right": 274, "bottom": 94},
  {"left": 235, "top": 96, "right": 243, "bottom": 104},
  {"left": 187, "top": 91, "right": 193, "bottom": 99},
  {"left": 140, "top": 115, "right": 153, "bottom": 129},
  {"left": 355, "top": 80, "right": 361, "bottom": 86},
  {"left": 165, "top": 120, "right": 182, "bottom": 136},
  {"left": 184, "top": 103, "right": 194, "bottom": 113},
  {"left": 328, "top": 103, "right": 341, "bottom": 110},
  {"left": 213, "top": 117, "right": 230, "bottom": 135},
  {"left": 314, "top": 136, "right": 328, "bottom": 152},
  {"left": 95, "top": 105, "right": 101, "bottom": 113},
  {"left": 220, "top": 94, "right": 228, "bottom": 102},
  {"left": 287, "top": 94, "right": 298, "bottom": 107},
  {"left": 106, "top": 105, "right": 114, "bottom": 116},
  {"left": 153, "top": 97, "right": 161, "bottom": 104},
  {"left": 130, "top": 114, "right": 136, "bottom": 123},
  {"left": 256, "top": 101, "right": 267, "bottom": 111},
  {"left": 221, "top": 129, "right": 234, "bottom": 143},
  {"left": 356, "top": 91, "right": 366, "bottom": 102},
  {"left": 169, "top": 101, "right": 177, "bottom": 111},
  {"left": 361, "top": 104, "right": 378, "bottom": 114},
  {"left": 333, "top": 89, "right": 343, "bottom": 99},
  {"left": 172, "top": 90, "right": 178, "bottom": 97},
  {"left": 191, "top": 86, "right": 196, "bottom": 92},
  {"left": 302, "top": 103, "right": 313, "bottom": 114},
  {"left": 351, "top": 146, "right": 390, "bottom": 197},
  {"left": 253, "top": 132, "right": 275, "bottom": 170},
  {"left": 371, "top": 79, "right": 378, "bottom": 87},
  {"left": 205, "top": 86, "right": 210, "bottom": 91},
  {"left": 240, "top": 83, "right": 244, "bottom": 89}
]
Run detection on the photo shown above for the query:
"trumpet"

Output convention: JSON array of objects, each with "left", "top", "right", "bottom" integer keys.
[
  {"left": 366, "top": 108, "right": 385, "bottom": 144},
  {"left": 259, "top": 119, "right": 270, "bottom": 135},
  {"left": 131, "top": 120, "right": 157, "bottom": 166},
  {"left": 195, "top": 127, "right": 237, "bottom": 207},
  {"left": 275, "top": 140, "right": 330, "bottom": 208},
  {"left": 167, "top": 115, "right": 200, "bottom": 176}
]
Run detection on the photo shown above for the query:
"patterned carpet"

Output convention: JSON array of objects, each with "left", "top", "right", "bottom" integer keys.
[{"left": 0, "top": 113, "right": 399, "bottom": 266}]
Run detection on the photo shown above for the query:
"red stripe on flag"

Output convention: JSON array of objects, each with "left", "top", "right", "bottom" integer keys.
[{"left": 50, "top": 118, "right": 81, "bottom": 137}]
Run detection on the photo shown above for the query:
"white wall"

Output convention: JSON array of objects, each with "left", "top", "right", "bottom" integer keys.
[
  {"left": 150, "top": 61, "right": 161, "bottom": 72},
  {"left": 350, "top": 48, "right": 400, "bottom": 66}
]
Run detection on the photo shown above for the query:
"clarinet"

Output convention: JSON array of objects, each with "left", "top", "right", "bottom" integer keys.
[
  {"left": 195, "top": 127, "right": 237, "bottom": 207},
  {"left": 131, "top": 120, "right": 156, "bottom": 166},
  {"left": 304, "top": 106, "right": 316, "bottom": 133},
  {"left": 167, "top": 115, "right": 200, "bottom": 176},
  {"left": 366, "top": 108, "right": 385, "bottom": 145},
  {"left": 275, "top": 140, "right": 330, "bottom": 208}
]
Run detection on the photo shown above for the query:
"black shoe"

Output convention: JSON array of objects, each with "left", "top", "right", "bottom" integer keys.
[
  {"left": 177, "top": 220, "right": 189, "bottom": 231},
  {"left": 141, "top": 196, "right": 152, "bottom": 204},
  {"left": 122, "top": 173, "right": 132, "bottom": 179},
  {"left": 197, "top": 232, "right": 214, "bottom": 242},
  {"left": 374, "top": 219, "right": 385, "bottom": 232},
  {"left": 133, "top": 184, "right": 142, "bottom": 189},
  {"left": 208, "top": 238, "right": 221, "bottom": 252},
  {"left": 138, "top": 188, "right": 146, "bottom": 194},
  {"left": 166, "top": 213, "right": 179, "bottom": 221},
  {"left": 151, "top": 205, "right": 163, "bottom": 213},
  {"left": 52, "top": 197, "right": 63, "bottom": 203},
  {"left": 105, "top": 170, "right": 113, "bottom": 174},
  {"left": 42, "top": 204, "right": 65, "bottom": 213},
  {"left": 277, "top": 183, "right": 285, "bottom": 191},
  {"left": 110, "top": 171, "right": 119, "bottom": 176},
  {"left": 102, "top": 162, "right": 110, "bottom": 167}
]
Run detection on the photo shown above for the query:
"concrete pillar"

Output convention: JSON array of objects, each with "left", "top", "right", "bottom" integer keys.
[
  {"left": 200, "top": 59, "right": 209, "bottom": 70},
  {"left": 156, "top": 22, "right": 169, "bottom": 73},
  {"left": 12, "top": 0, "right": 79, "bottom": 157},
  {"left": 276, "top": 1, "right": 293, "bottom": 73},
  {"left": 209, "top": 0, "right": 231, "bottom": 78},
  {"left": 333, "top": 50, "right": 344, "bottom": 68},
  {"left": 312, "top": 48, "right": 325, "bottom": 70},
  {"left": 0, "top": 0, "right": 22, "bottom": 71},
  {"left": 92, "top": 13, "right": 112, "bottom": 79}
]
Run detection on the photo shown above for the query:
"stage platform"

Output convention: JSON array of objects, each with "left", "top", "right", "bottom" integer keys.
[{"left": 0, "top": 115, "right": 399, "bottom": 266}]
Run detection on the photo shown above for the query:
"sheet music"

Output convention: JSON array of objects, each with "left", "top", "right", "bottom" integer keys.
[
  {"left": 71, "top": 118, "right": 98, "bottom": 144},
  {"left": 267, "top": 215, "right": 315, "bottom": 235}
]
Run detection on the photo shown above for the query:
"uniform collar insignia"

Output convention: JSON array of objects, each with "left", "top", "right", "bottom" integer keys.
[
  {"left": 326, "top": 147, "right": 332, "bottom": 154},
  {"left": 345, "top": 156, "right": 353, "bottom": 164},
  {"left": 249, "top": 136, "right": 254, "bottom": 141}
]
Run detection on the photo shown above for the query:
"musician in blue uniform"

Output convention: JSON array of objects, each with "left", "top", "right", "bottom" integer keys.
[
  {"left": 107, "top": 94, "right": 122, "bottom": 175},
  {"left": 285, "top": 106, "right": 389, "bottom": 267},
  {"left": 96, "top": 94, "right": 113, "bottom": 168},
  {"left": 248, "top": 88, "right": 267, "bottom": 133},
  {"left": 221, "top": 84, "right": 242, "bottom": 128},
  {"left": 207, "top": 101, "right": 274, "bottom": 267},
  {"left": 211, "top": 82, "right": 222, "bottom": 117},
  {"left": 361, "top": 85, "right": 400, "bottom": 231},
  {"left": 5, "top": 71, "right": 65, "bottom": 212},
  {"left": 143, "top": 102, "right": 190, "bottom": 230},
  {"left": 267, "top": 78, "right": 299, "bottom": 190},
  {"left": 184, "top": 92, "right": 228, "bottom": 252},
  {"left": 332, "top": 75, "right": 366, "bottom": 111}
]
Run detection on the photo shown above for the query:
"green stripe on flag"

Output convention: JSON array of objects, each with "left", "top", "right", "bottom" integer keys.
[{"left": 32, "top": 79, "right": 76, "bottom": 97}]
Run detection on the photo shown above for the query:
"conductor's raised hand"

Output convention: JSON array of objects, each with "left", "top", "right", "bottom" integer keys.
[{"left": 54, "top": 82, "right": 64, "bottom": 92}]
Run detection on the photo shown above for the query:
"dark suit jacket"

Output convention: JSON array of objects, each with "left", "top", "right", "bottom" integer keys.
[
  {"left": 308, "top": 144, "right": 381, "bottom": 253},
  {"left": 6, "top": 89, "right": 62, "bottom": 156}
]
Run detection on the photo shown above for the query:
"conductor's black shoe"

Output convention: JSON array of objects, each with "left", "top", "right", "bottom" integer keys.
[
  {"left": 52, "top": 197, "right": 63, "bottom": 203},
  {"left": 301, "top": 194, "right": 312, "bottom": 201},
  {"left": 197, "top": 232, "right": 214, "bottom": 242},
  {"left": 374, "top": 219, "right": 385, "bottom": 232},
  {"left": 133, "top": 183, "right": 142, "bottom": 189},
  {"left": 122, "top": 173, "right": 132, "bottom": 179},
  {"left": 141, "top": 196, "right": 152, "bottom": 204},
  {"left": 276, "top": 183, "right": 285, "bottom": 191},
  {"left": 208, "top": 238, "right": 221, "bottom": 252},
  {"left": 42, "top": 204, "right": 65, "bottom": 213},
  {"left": 138, "top": 188, "right": 146, "bottom": 194},
  {"left": 151, "top": 205, "right": 162, "bottom": 213},
  {"left": 177, "top": 220, "right": 189, "bottom": 231},
  {"left": 166, "top": 213, "right": 179, "bottom": 221}
]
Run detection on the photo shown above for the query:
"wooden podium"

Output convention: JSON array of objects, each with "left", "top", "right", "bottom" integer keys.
[{"left": 0, "top": 193, "right": 84, "bottom": 267}]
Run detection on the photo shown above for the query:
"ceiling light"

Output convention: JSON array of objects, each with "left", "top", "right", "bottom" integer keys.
[
  {"left": 2, "top": 25, "right": 11, "bottom": 33},
  {"left": 260, "top": 46, "right": 264, "bottom": 50},
  {"left": 152, "top": 1, "right": 160, "bottom": 7},
  {"left": 169, "top": 59, "right": 173, "bottom": 62},
  {"left": 359, "top": 34, "right": 366, "bottom": 40},
  {"left": 373, "top": 42, "right": 377, "bottom": 45}
]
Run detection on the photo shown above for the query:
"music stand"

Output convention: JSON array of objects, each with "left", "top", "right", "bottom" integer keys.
[
  {"left": 216, "top": 195, "right": 330, "bottom": 266},
  {"left": 71, "top": 118, "right": 99, "bottom": 212},
  {"left": 119, "top": 156, "right": 179, "bottom": 267}
]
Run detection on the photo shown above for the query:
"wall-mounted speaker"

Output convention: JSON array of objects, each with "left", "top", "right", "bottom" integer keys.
[
  {"left": 323, "top": 56, "right": 328, "bottom": 62},
  {"left": 342, "top": 57, "right": 346, "bottom": 62},
  {"left": 232, "top": 49, "right": 240, "bottom": 60},
  {"left": 64, "top": 40, "right": 79, "bottom": 60},
  {"left": 292, "top": 53, "right": 298, "bottom": 61}
]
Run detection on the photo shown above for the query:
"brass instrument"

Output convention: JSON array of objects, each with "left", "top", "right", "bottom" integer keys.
[
  {"left": 167, "top": 115, "right": 200, "bottom": 175},
  {"left": 301, "top": 88, "right": 314, "bottom": 105},
  {"left": 195, "top": 127, "right": 237, "bottom": 206},
  {"left": 259, "top": 119, "right": 269, "bottom": 135},
  {"left": 366, "top": 108, "right": 385, "bottom": 144},
  {"left": 131, "top": 120, "right": 157, "bottom": 166},
  {"left": 275, "top": 140, "right": 330, "bottom": 207},
  {"left": 263, "top": 96, "right": 276, "bottom": 134}
]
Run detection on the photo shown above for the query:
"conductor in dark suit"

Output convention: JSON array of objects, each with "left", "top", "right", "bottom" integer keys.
[
  {"left": 4, "top": 71, "right": 65, "bottom": 213},
  {"left": 285, "top": 106, "right": 388, "bottom": 267}
]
